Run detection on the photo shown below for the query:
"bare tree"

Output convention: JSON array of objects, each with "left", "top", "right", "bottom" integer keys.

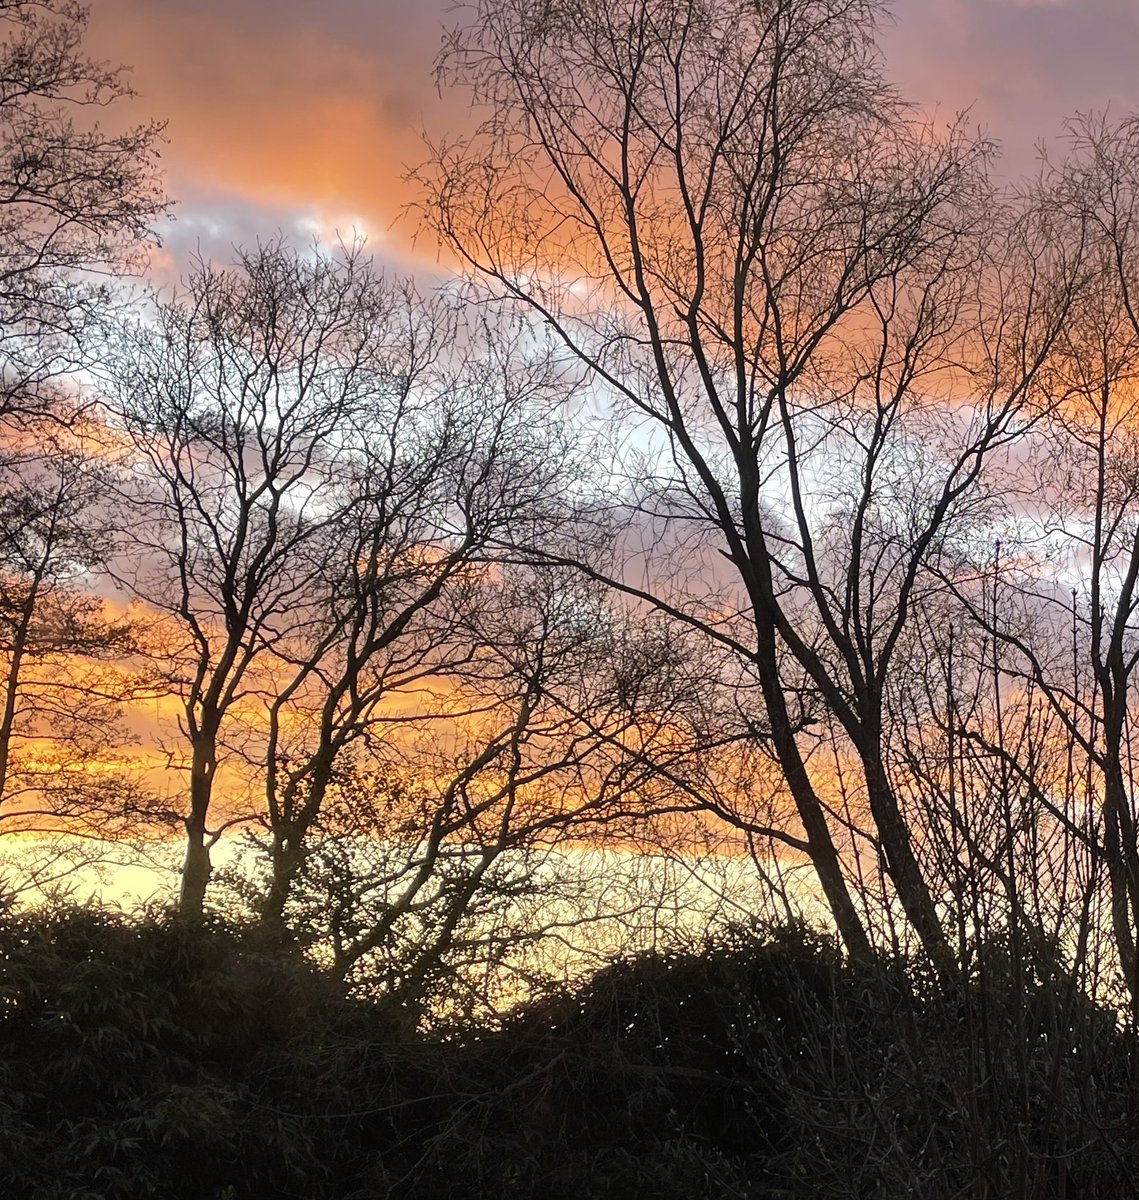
[
  {"left": 420, "top": 0, "right": 1079, "bottom": 968},
  {"left": 937, "top": 115, "right": 1139, "bottom": 1014},
  {"left": 252, "top": 314, "right": 581, "bottom": 924},
  {"left": 276, "top": 563, "right": 726, "bottom": 1025},
  {"left": 0, "top": 0, "right": 166, "bottom": 873},
  {"left": 106, "top": 242, "right": 444, "bottom": 915},
  {"left": 0, "top": 0, "right": 166, "bottom": 416},
  {"left": 104, "top": 240, "right": 591, "bottom": 921},
  {"left": 0, "top": 418, "right": 152, "bottom": 834}
]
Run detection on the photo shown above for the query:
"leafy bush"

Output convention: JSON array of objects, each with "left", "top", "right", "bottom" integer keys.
[
  {"left": 0, "top": 907, "right": 400, "bottom": 1198},
  {"left": 2, "top": 909, "right": 1136, "bottom": 1198}
]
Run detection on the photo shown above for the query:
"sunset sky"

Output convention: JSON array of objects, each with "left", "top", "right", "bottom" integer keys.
[{"left": 87, "top": 0, "right": 1139, "bottom": 281}]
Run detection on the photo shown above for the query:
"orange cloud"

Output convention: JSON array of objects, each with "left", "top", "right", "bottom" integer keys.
[
  {"left": 87, "top": 0, "right": 460, "bottom": 268},
  {"left": 85, "top": 0, "right": 1139, "bottom": 272}
]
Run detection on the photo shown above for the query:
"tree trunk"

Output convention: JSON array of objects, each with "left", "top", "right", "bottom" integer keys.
[
  {"left": 1103, "top": 752, "right": 1139, "bottom": 1017},
  {"left": 178, "top": 731, "right": 217, "bottom": 918},
  {"left": 261, "top": 833, "right": 304, "bottom": 926},
  {"left": 861, "top": 739, "right": 955, "bottom": 979},
  {"left": 756, "top": 633, "right": 873, "bottom": 963},
  {"left": 260, "top": 749, "right": 338, "bottom": 925},
  {"left": 0, "top": 588, "right": 36, "bottom": 809}
]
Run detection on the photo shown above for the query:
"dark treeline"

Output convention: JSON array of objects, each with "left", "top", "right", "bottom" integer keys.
[
  {"left": 6, "top": 1, "right": 1139, "bottom": 1195},
  {"left": 2, "top": 906, "right": 1135, "bottom": 1200}
]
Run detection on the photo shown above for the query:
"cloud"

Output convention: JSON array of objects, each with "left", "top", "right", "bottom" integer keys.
[
  {"left": 87, "top": 0, "right": 1139, "bottom": 274},
  {"left": 881, "top": 0, "right": 1139, "bottom": 176},
  {"left": 87, "top": 0, "right": 458, "bottom": 274}
]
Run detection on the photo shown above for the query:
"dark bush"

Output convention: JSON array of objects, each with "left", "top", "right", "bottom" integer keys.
[
  {"left": 3, "top": 909, "right": 1137, "bottom": 1199},
  {"left": 0, "top": 906, "right": 407, "bottom": 1199}
]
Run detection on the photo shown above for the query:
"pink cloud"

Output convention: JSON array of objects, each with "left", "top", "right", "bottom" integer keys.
[{"left": 84, "top": 0, "right": 1139, "bottom": 268}]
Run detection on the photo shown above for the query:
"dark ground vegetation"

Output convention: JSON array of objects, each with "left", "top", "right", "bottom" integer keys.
[{"left": 1, "top": 907, "right": 1135, "bottom": 1200}]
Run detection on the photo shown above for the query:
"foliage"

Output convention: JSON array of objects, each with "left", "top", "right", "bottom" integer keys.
[
  {"left": 3, "top": 908, "right": 1137, "bottom": 1199},
  {"left": 0, "top": 906, "right": 393, "bottom": 1199}
]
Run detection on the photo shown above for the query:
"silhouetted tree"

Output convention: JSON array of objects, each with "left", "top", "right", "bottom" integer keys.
[
  {"left": 106, "top": 241, "right": 597, "bottom": 920},
  {"left": 0, "top": 0, "right": 165, "bottom": 867},
  {"left": 0, "top": 418, "right": 151, "bottom": 831},
  {"left": 0, "top": 0, "right": 166, "bottom": 417},
  {"left": 420, "top": 0, "right": 1081, "bottom": 968}
]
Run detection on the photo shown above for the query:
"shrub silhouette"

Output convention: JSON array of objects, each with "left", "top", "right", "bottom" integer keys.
[
  {"left": 0, "top": 907, "right": 392, "bottom": 1198},
  {"left": 2, "top": 910, "right": 1136, "bottom": 1199}
]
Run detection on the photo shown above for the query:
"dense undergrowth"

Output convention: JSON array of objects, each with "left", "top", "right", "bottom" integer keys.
[{"left": 2, "top": 907, "right": 1137, "bottom": 1199}]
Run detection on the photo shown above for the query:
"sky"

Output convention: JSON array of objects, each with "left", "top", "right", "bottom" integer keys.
[{"left": 86, "top": 0, "right": 1139, "bottom": 279}]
